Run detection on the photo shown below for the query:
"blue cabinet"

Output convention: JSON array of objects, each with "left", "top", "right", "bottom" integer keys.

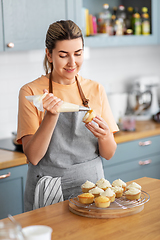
[
  {"left": 76, "top": 0, "right": 159, "bottom": 47},
  {"left": 0, "top": 164, "right": 28, "bottom": 220},
  {"left": 0, "top": 2, "right": 3, "bottom": 51},
  {"left": 1, "top": 0, "right": 66, "bottom": 51},
  {"left": 102, "top": 135, "right": 160, "bottom": 183}
]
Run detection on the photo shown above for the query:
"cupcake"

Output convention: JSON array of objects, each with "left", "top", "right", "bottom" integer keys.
[
  {"left": 82, "top": 110, "right": 96, "bottom": 124},
  {"left": 111, "top": 186, "right": 124, "bottom": 198},
  {"left": 94, "top": 196, "right": 110, "bottom": 208},
  {"left": 81, "top": 180, "right": 95, "bottom": 193},
  {"left": 78, "top": 193, "right": 94, "bottom": 204},
  {"left": 126, "top": 182, "right": 142, "bottom": 191},
  {"left": 89, "top": 186, "right": 104, "bottom": 198},
  {"left": 125, "top": 188, "right": 141, "bottom": 200},
  {"left": 112, "top": 179, "right": 127, "bottom": 191},
  {"left": 100, "top": 188, "right": 116, "bottom": 202},
  {"left": 96, "top": 178, "right": 112, "bottom": 191}
]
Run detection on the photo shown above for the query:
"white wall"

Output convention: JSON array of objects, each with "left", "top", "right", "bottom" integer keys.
[{"left": 0, "top": 45, "right": 160, "bottom": 139}]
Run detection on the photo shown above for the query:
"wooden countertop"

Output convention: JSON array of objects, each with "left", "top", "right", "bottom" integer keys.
[
  {"left": 115, "top": 120, "right": 160, "bottom": 143},
  {"left": 0, "top": 149, "right": 27, "bottom": 170},
  {"left": 1, "top": 177, "right": 160, "bottom": 240}
]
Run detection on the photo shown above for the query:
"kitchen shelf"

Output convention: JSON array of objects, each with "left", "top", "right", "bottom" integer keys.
[{"left": 80, "top": 0, "right": 159, "bottom": 47}]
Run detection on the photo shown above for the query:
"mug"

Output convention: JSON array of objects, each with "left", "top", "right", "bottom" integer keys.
[{"left": 22, "top": 225, "right": 52, "bottom": 240}]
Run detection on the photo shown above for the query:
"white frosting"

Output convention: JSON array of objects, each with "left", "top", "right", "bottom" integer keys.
[
  {"left": 96, "top": 178, "right": 112, "bottom": 188},
  {"left": 89, "top": 187, "right": 104, "bottom": 194},
  {"left": 125, "top": 187, "right": 141, "bottom": 195},
  {"left": 100, "top": 188, "right": 115, "bottom": 197},
  {"left": 111, "top": 186, "right": 123, "bottom": 193},
  {"left": 127, "top": 182, "right": 141, "bottom": 190},
  {"left": 57, "top": 102, "right": 79, "bottom": 112},
  {"left": 112, "top": 179, "right": 127, "bottom": 187},
  {"left": 81, "top": 180, "right": 95, "bottom": 189}
]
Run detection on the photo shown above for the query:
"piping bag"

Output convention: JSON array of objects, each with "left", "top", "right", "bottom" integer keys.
[{"left": 25, "top": 93, "right": 90, "bottom": 112}]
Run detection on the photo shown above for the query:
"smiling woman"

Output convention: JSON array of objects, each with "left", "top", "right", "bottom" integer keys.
[{"left": 16, "top": 20, "right": 119, "bottom": 212}]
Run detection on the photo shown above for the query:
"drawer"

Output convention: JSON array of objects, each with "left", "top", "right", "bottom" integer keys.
[
  {"left": 103, "top": 135, "right": 160, "bottom": 167},
  {"left": 103, "top": 153, "right": 160, "bottom": 183}
]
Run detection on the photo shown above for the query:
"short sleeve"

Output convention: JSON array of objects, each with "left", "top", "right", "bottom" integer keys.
[{"left": 17, "top": 86, "right": 43, "bottom": 144}]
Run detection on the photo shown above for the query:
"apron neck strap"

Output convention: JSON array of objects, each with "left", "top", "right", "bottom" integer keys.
[
  {"left": 75, "top": 75, "right": 89, "bottom": 107},
  {"left": 49, "top": 74, "right": 89, "bottom": 107}
]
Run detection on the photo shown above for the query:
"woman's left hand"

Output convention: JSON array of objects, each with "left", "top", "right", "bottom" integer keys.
[{"left": 85, "top": 115, "right": 110, "bottom": 140}]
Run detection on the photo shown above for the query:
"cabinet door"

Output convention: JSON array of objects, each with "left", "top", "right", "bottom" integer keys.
[
  {"left": 0, "top": 1, "right": 3, "bottom": 51},
  {"left": 66, "top": 0, "right": 82, "bottom": 28},
  {"left": 0, "top": 164, "right": 28, "bottom": 220},
  {"left": 2, "top": 0, "right": 66, "bottom": 51},
  {"left": 103, "top": 153, "right": 160, "bottom": 183}
]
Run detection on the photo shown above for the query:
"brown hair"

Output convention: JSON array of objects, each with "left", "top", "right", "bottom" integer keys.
[{"left": 43, "top": 20, "right": 84, "bottom": 75}]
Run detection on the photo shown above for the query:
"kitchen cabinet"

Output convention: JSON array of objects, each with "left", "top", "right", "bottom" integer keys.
[
  {"left": 76, "top": 0, "right": 159, "bottom": 47},
  {"left": 0, "top": 2, "right": 3, "bottom": 51},
  {"left": 0, "top": 0, "right": 66, "bottom": 51},
  {"left": 102, "top": 135, "right": 160, "bottom": 183},
  {"left": 0, "top": 164, "right": 28, "bottom": 220}
]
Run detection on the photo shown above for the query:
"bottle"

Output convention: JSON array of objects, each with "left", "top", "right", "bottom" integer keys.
[
  {"left": 125, "top": 6, "right": 133, "bottom": 30},
  {"left": 115, "top": 5, "right": 126, "bottom": 35},
  {"left": 132, "top": 7, "right": 141, "bottom": 35},
  {"left": 141, "top": 7, "right": 150, "bottom": 35},
  {"left": 111, "top": 6, "right": 117, "bottom": 35},
  {"left": 97, "top": 3, "right": 112, "bottom": 35}
]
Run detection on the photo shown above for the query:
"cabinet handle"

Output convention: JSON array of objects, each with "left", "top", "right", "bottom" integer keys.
[
  {"left": 7, "top": 42, "right": 14, "bottom": 48},
  {"left": 0, "top": 172, "right": 11, "bottom": 179},
  {"left": 139, "top": 140, "right": 152, "bottom": 146},
  {"left": 139, "top": 160, "right": 152, "bottom": 165}
]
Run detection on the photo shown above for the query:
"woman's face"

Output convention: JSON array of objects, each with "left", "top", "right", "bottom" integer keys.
[{"left": 47, "top": 38, "right": 84, "bottom": 84}]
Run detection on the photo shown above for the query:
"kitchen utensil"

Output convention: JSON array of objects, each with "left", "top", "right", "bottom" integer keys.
[
  {"left": 26, "top": 94, "right": 90, "bottom": 112},
  {"left": 128, "top": 76, "right": 160, "bottom": 119},
  {"left": 0, "top": 215, "right": 25, "bottom": 239}
]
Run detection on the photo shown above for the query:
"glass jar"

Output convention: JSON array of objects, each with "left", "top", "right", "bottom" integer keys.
[{"left": 0, "top": 221, "right": 25, "bottom": 240}]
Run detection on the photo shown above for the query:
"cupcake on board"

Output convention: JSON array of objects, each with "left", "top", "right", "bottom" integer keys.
[
  {"left": 100, "top": 187, "right": 116, "bottom": 202},
  {"left": 112, "top": 179, "right": 127, "bottom": 191},
  {"left": 96, "top": 178, "right": 112, "bottom": 191},
  {"left": 78, "top": 193, "right": 94, "bottom": 204},
  {"left": 111, "top": 186, "right": 124, "bottom": 198},
  {"left": 94, "top": 196, "right": 110, "bottom": 208},
  {"left": 89, "top": 186, "right": 104, "bottom": 198},
  {"left": 124, "top": 188, "right": 141, "bottom": 200},
  {"left": 81, "top": 180, "right": 95, "bottom": 193}
]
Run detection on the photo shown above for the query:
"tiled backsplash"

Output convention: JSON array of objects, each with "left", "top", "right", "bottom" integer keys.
[{"left": 0, "top": 45, "right": 160, "bottom": 139}]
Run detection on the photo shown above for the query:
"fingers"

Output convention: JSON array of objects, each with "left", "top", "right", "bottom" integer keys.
[
  {"left": 85, "top": 115, "right": 110, "bottom": 139},
  {"left": 42, "top": 93, "right": 63, "bottom": 114},
  {"left": 43, "top": 89, "right": 48, "bottom": 94}
]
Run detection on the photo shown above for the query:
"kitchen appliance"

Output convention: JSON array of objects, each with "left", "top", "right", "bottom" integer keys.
[
  {"left": 107, "top": 92, "right": 128, "bottom": 123},
  {"left": 128, "top": 75, "right": 160, "bottom": 120}
]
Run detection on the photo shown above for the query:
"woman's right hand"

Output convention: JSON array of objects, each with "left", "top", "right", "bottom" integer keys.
[{"left": 42, "top": 89, "right": 63, "bottom": 115}]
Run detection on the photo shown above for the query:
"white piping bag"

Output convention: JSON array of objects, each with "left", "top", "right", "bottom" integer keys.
[{"left": 25, "top": 93, "right": 90, "bottom": 112}]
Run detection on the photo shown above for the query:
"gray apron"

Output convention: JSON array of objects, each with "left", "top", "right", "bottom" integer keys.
[
  {"left": 24, "top": 77, "right": 104, "bottom": 212},
  {"left": 24, "top": 111, "right": 104, "bottom": 211}
]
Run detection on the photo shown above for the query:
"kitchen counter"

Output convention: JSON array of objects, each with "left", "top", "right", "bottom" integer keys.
[
  {"left": 0, "top": 120, "right": 160, "bottom": 169},
  {"left": 115, "top": 120, "right": 160, "bottom": 143},
  {"left": 0, "top": 149, "right": 27, "bottom": 169},
  {"left": 1, "top": 177, "right": 160, "bottom": 239}
]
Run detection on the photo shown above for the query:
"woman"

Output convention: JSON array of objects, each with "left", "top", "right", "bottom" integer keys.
[{"left": 17, "top": 20, "right": 119, "bottom": 212}]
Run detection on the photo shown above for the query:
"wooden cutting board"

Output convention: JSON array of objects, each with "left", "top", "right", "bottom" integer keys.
[{"left": 69, "top": 198, "right": 145, "bottom": 219}]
